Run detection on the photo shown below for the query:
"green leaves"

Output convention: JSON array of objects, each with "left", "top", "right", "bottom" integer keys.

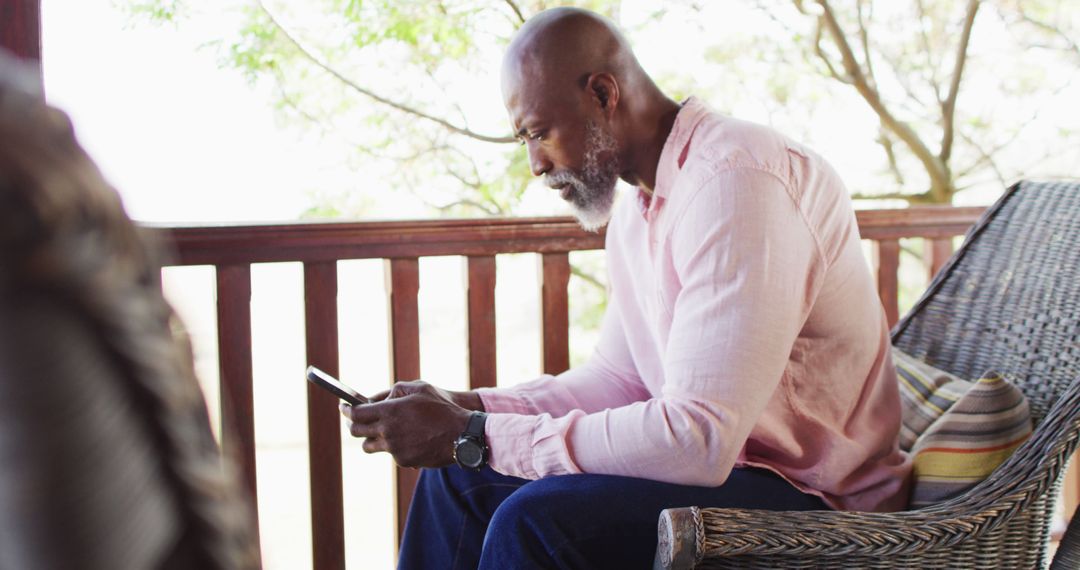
[
  {"left": 335, "top": 0, "right": 484, "bottom": 66},
  {"left": 122, "top": 0, "right": 184, "bottom": 24},
  {"left": 227, "top": 6, "right": 282, "bottom": 82}
]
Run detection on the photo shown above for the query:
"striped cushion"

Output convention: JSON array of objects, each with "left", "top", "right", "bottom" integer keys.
[
  {"left": 893, "top": 349, "right": 971, "bottom": 452},
  {"left": 893, "top": 349, "right": 1033, "bottom": 508}
]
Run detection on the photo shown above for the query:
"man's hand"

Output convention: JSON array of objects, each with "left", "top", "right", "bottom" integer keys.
[
  {"left": 369, "top": 383, "right": 485, "bottom": 412},
  {"left": 339, "top": 380, "right": 480, "bottom": 468}
]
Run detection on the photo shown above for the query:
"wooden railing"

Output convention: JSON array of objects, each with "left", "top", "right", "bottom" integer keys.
[
  {"left": 156, "top": 216, "right": 606, "bottom": 568},
  {"left": 150, "top": 206, "right": 1076, "bottom": 568}
]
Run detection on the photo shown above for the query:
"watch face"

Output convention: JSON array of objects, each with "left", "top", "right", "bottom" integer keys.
[{"left": 456, "top": 440, "right": 484, "bottom": 468}]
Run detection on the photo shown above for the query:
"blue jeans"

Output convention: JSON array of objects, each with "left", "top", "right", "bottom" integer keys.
[{"left": 397, "top": 466, "right": 828, "bottom": 569}]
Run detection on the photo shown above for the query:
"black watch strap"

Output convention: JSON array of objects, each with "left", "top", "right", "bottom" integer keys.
[
  {"left": 464, "top": 411, "right": 487, "bottom": 440},
  {"left": 454, "top": 412, "right": 489, "bottom": 471}
]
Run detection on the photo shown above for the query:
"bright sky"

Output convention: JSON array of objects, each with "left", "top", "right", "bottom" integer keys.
[
  {"left": 43, "top": 1, "right": 1079, "bottom": 225},
  {"left": 43, "top": 0, "right": 328, "bottom": 222}
]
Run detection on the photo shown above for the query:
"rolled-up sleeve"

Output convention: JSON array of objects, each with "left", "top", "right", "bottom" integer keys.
[{"left": 483, "top": 168, "right": 824, "bottom": 484}]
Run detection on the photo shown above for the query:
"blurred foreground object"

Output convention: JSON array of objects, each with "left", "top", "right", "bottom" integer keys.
[{"left": 0, "top": 52, "right": 260, "bottom": 569}]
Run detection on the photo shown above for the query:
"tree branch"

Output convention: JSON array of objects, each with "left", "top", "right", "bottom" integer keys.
[
  {"left": 257, "top": 1, "right": 517, "bottom": 144},
  {"left": 445, "top": 166, "right": 483, "bottom": 190},
  {"left": 915, "top": 0, "right": 942, "bottom": 101},
  {"left": 876, "top": 127, "right": 905, "bottom": 185},
  {"left": 443, "top": 144, "right": 490, "bottom": 186},
  {"left": 812, "top": 19, "right": 852, "bottom": 84},
  {"left": 855, "top": 0, "right": 877, "bottom": 89},
  {"left": 966, "top": 134, "right": 1080, "bottom": 188},
  {"left": 940, "top": 0, "right": 980, "bottom": 165},
  {"left": 421, "top": 64, "right": 472, "bottom": 128},
  {"left": 953, "top": 71, "right": 1077, "bottom": 180},
  {"left": 271, "top": 68, "right": 331, "bottom": 136},
  {"left": 954, "top": 129, "right": 1008, "bottom": 190},
  {"left": 272, "top": 67, "right": 452, "bottom": 164},
  {"left": 876, "top": 49, "right": 936, "bottom": 114},
  {"left": 570, "top": 265, "right": 606, "bottom": 293},
  {"left": 814, "top": 0, "right": 951, "bottom": 200},
  {"left": 1014, "top": 6, "right": 1080, "bottom": 63},
  {"left": 430, "top": 198, "right": 504, "bottom": 217},
  {"left": 503, "top": 0, "right": 526, "bottom": 25},
  {"left": 348, "top": 134, "right": 452, "bottom": 162},
  {"left": 753, "top": 0, "right": 803, "bottom": 38}
]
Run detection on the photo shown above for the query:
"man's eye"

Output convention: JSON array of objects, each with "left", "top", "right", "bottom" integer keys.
[{"left": 518, "top": 132, "right": 545, "bottom": 145}]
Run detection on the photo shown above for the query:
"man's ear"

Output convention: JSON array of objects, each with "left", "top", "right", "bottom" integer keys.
[{"left": 586, "top": 73, "right": 620, "bottom": 119}]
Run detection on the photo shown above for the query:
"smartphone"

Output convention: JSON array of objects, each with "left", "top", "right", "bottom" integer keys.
[{"left": 306, "top": 365, "right": 369, "bottom": 406}]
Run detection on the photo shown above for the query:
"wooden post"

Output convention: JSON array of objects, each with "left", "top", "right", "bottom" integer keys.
[
  {"left": 539, "top": 253, "right": 571, "bottom": 375},
  {"left": 304, "top": 262, "right": 345, "bottom": 570},
  {"left": 0, "top": 0, "right": 43, "bottom": 95},
  {"left": 926, "top": 237, "right": 953, "bottom": 281},
  {"left": 0, "top": 0, "right": 42, "bottom": 61},
  {"left": 466, "top": 256, "right": 497, "bottom": 390},
  {"left": 385, "top": 258, "right": 421, "bottom": 549},
  {"left": 875, "top": 239, "right": 901, "bottom": 328},
  {"left": 215, "top": 264, "right": 259, "bottom": 529}
]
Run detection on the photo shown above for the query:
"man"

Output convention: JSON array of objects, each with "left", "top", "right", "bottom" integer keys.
[{"left": 341, "top": 7, "right": 911, "bottom": 568}]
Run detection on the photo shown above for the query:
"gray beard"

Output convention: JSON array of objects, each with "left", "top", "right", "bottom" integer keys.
[{"left": 544, "top": 121, "right": 619, "bottom": 232}]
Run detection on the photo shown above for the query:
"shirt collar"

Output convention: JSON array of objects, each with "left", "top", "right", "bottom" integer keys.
[{"left": 635, "top": 97, "right": 710, "bottom": 219}]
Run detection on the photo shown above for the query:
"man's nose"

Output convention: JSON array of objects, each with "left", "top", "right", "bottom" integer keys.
[{"left": 527, "top": 146, "right": 552, "bottom": 177}]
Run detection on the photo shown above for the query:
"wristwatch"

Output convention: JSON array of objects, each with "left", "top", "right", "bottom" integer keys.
[{"left": 453, "top": 411, "right": 488, "bottom": 471}]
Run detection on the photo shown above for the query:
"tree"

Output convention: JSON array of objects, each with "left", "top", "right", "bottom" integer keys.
[
  {"left": 127, "top": 0, "right": 1078, "bottom": 213},
  {"left": 774, "top": 0, "right": 1079, "bottom": 204},
  {"left": 128, "top": 1, "right": 633, "bottom": 220},
  {"left": 125, "top": 0, "right": 1078, "bottom": 330}
]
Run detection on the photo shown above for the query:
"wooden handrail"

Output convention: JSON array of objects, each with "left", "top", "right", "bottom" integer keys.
[
  {"left": 854, "top": 205, "right": 986, "bottom": 240},
  {"left": 148, "top": 206, "right": 987, "bottom": 266},
  {"left": 157, "top": 205, "right": 1071, "bottom": 570},
  {"left": 150, "top": 217, "right": 606, "bottom": 265}
]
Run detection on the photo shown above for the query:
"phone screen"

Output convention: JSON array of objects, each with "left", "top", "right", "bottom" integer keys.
[{"left": 306, "top": 366, "right": 369, "bottom": 406}]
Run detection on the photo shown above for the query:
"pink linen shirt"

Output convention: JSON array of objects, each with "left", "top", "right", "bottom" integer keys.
[{"left": 477, "top": 98, "right": 912, "bottom": 512}]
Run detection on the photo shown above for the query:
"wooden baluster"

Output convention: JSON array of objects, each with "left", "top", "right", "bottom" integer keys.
[
  {"left": 539, "top": 253, "right": 571, "bottom": 375},
  {"left": 926, "top": 237, "right": 954, "bottom": 281},
  {"left": 215, "top": 264, "right": 259, "bottom": 529},
  {"left": 466, "top": 256, "right": 498, "bottom": 390},
  {"left": 304, "top": 262, "right": 345, "bottom": 570},
  {"left": 875, "top": 240, "right": 901, "bottom": 328},
  {"left": 0, "top": 1, "right": 42, "bottom": 68},
  {"left": 385, "top": 258, "right": 421, "bottom": 548}
]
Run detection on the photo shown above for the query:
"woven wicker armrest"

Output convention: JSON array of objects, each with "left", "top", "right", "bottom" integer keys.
[
  {"left": 656, "top": 377, "right": 1080, "bottom": 569},
  {"left": 658, "top": 503, "right": 993, "bottom": 568}
]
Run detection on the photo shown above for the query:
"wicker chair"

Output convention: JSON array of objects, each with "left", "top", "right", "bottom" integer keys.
[
  {"left": 655, "top": 180, "right": 1080, "bottom": 569},
  {"left": 0, "top": 60, "right": 259, "bottom": 569}
]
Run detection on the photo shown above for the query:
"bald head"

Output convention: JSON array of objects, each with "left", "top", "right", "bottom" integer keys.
[
  {"left": 503, "top": 8, "right": 636, "bottom": 94},
  {"left": 501, "top": 7, "right": 647, "bottom": 110}
]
